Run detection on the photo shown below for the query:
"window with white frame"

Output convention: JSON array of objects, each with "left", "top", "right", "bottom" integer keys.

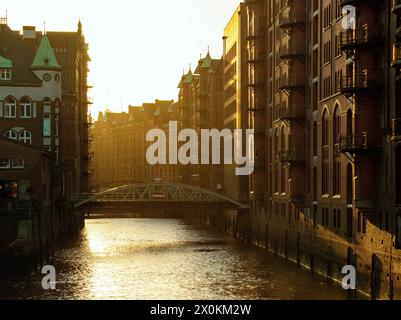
[
  {"left": 0, "top": 158, "right": 11, "bottom": 169},
  {"left": 19, "top": 130, "right": 32, "bottom": 145},
  {"left": 4, "top": 129, "right": 18, "bottom": 141},
  {"left": 20, "top": 97, "right": 32, "bottom": 119},
  {"left": 0, "top": 69, "right": 11, "bottom": 80},
  {"left": 4, "top": 97, "right": 16, "bottom": 118},
  {"left": 12, "top": 158, "right": 24, "bottom": 169},
  {"left": 43, "top": 114, "right": 51, "bottom": 137}
]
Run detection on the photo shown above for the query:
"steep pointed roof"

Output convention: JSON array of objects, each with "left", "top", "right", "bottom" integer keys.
[
  {"left": 0, "top": 55, "right": 12, "bottom": 68},
  {"left": 183, "top": 69, "right": 194, "bottom": 84},
  {"left": 200, "top": 52, "right": 212, "bottom": 69},
  {"left": 31, "top": 35, "right": 61, "bottom": 70}
]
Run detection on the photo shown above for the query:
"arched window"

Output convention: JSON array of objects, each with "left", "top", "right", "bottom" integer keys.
[
  {"left": 322, "top": 110, "right": 329, "bottom": 195},
  {"left": 274, "top": 128, "right": 279, "bottom": 156},
  {"left": 4, "top": 97, "right": 16, "bottom": 118},
  {"left": 4, "top": 129, "right": 18, "bottom": 141},
  {"left": 19, "top": 130, "right": 32, "bottom": 145},
  {"left": 333, "top": 105, "right": 341, "bottom": 146},
  {"left": 20, "top": 97, "right": 32, "bottom": 119},
  {"left": 346, "top": 109, "right": 353, "bottom": 137},
  {"left": 281, "top": 126, "right": 286, "bottom": 151},
  {"left": 322, "top": 110, "right": 329, "bottom": 147},
  {"left": 43, "top": 97, "right": 52, "bottom": 114}
]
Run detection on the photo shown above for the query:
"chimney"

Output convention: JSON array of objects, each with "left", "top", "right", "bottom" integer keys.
[{"left": 23, "top": 26, "right": 36, "bottom": 40}]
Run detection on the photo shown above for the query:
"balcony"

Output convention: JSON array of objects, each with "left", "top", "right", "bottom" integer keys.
[
  {"left": 279, "top": 43, "right": 305, "bottom": 60},
  {"left": 392, "top": 0, "right": 401, "bottom": 13},
  {"left": 279, "top": 148, "right": 305, "bottom": 163},
  {"left": 247, "top": 80, "right": 265, "bottom": 88},
  {"left": 339, "top": 0, "right": 359, "bottom": 6},
  {"left": 248, "top": 105, "right": 265, "bottom": 113},
  {"left": 279, "top": 10, "right": 305, "bottom": 29},
  {"left": 338, "top": 133, "right": 382, "bottom": 153},
  {"left": 247, "top": 51, "right": 266, "bottom": 64},
  {"left": 392, "top": 43, "right": 401, "bottom": 67},
  {"left": 340, "top": 74, "right": 382, "bottom": 96},
  {"left": 254, "top": 155, "right": 266, "bottom": 169},
  {"left": 339, "top": 27, "right": 382, "bottom": 51},
  {"left": 246, "top": 24, "right": 266, "bottom": 40},
  {"left": 279, "top": 75, "right": 305, "bottom": 90},
  {"left": 278, "top": 104, "right": 305, "bottom": 121},
  {"left": 392, "top": 118, "right": 401, "bottom": 141}
]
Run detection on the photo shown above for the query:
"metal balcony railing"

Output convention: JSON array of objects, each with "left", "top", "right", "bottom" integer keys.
[
  {"left": 339, "top": 0, "right": 365, "bottom": 7},
  {"left": 279, "top": 148, "right": 305, "bottom": 163},
  {"left": 279, "top": 43, "right": 305, "bottom": 60},
  {"left": 247, "top": 51, "right": 266, "bottom": 64},
  {"left": 338, "top": 133, "right": 382, "bottom": 153},
  {"left": 279, "top": 74, "right": 305, "bottom": 90},
  {"left": 278, "top": 104, "right": 305, "bottom": 121},
  {"left": 248, "top": 105, "right": 265, "bottom": 113},
  {"left": 254, "top": 155, "right": 266, "bottom": 169},
  {"left": 279, "top": 10, "right": 305, "bottom": 28},
  {"left": 340, "top": 74, "right": 382, "bottom": 94},
  {"left": 247, "top": 24, "right": 266, "bottom": 40},
  {"left": 339, "top": 26, "right": 381, "bottom": 50}
]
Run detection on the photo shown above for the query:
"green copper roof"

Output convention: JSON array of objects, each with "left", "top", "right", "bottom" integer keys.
[
  {"left": 0, "top": 55, "right": 12, "bottom": 69},
  {"left": 201, "top": 52, "right": 212, "bottom": 69},
  {"left": 31, "top": 35, "right": 61, "bottom": 70},
  {"left": 183, "top": 69, "right": 194, "bottom": 84}
]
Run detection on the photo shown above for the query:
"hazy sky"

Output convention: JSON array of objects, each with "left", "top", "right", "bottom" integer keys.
[{"left": 3, "top": 0, "right": 241, "bottom": 118}]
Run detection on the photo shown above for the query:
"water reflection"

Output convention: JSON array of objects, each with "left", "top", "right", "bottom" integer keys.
[{"left": 0, "top": 219, "right": 351, "bottom": 300}]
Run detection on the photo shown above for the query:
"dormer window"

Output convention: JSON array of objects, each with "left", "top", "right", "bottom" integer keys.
[{"left": 0, "top": 68, "right": 11, "bottom": 80}]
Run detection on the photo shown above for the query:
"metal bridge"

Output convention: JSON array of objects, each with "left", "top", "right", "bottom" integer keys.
[{"left": 67, "top": 183, "right": 248, "bottom": 210}]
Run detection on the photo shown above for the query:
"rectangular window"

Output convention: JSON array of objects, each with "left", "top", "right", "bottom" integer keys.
[
  {"left": 43, "top": 114, "right": 51, "bottom": 137},
  {"left": 12, "top": 158, "right": 24, "bottom": 169},
  {"left": 5, "top": 103, "right": 16, "bottom": 118},
  {"left": 20, "top": 103, "right": 32, "bottom": 119},
  {"left": 0, "top": 69, "right": 11, "bottom": 80},
  {"left": 0, "top": 158, "right": 11, "bottom": 169}
]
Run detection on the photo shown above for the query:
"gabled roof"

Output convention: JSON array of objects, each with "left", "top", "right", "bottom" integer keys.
[
  {"left": 31, "top": 35, "right": 61, "bottom": 70},
  {"left": 0, "top": 55, "right": 12, "bottom": 68}
]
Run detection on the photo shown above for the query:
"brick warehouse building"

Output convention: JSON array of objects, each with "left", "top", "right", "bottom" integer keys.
[
  {"left": 0, "top": 19, "right": 89, "bottom": 272},
  {"left": 244, "top": 0, "right": 401, "bottom": 299},
  {"left": 92, "top": 51, "right": 224, "bottom": 193}
]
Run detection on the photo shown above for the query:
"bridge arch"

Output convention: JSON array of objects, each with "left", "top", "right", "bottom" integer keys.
[{"left": 69, "top": 183, "right": 248, "bottom": 210}]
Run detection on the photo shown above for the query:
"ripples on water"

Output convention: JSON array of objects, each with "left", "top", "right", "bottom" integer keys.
[{"left": 0, "top": 219, "right": 350, "bottom": 300}]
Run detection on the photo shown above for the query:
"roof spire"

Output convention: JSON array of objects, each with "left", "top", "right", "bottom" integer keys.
[
  {"left": 31, "top": 35, "right": 61, "bottom": 70},
  {"left": 43, "top": 21, "right": 46, "bottom": 35},
  {"left": 78, "top": 18, "right": 82, "bottom": 34}
]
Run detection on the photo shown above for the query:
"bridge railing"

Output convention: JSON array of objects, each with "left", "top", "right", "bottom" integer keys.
[{"left": 67, "top": 183, "right": 248, "bottom": 209}]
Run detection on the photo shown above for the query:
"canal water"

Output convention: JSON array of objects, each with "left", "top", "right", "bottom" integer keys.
[{"left": 0, "top": 218, "right": 351, "bottom": 300}]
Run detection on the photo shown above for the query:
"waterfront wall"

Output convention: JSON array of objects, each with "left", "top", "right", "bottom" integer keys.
[
  {"left": 0, "top": 205, "right": 84, "bottom": 276},
  {"left": 245, "top": 213, "right": 401, "bottom": 301},
  {"left": 183, "top": 207, "right": 401, "bottom": 300}
]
